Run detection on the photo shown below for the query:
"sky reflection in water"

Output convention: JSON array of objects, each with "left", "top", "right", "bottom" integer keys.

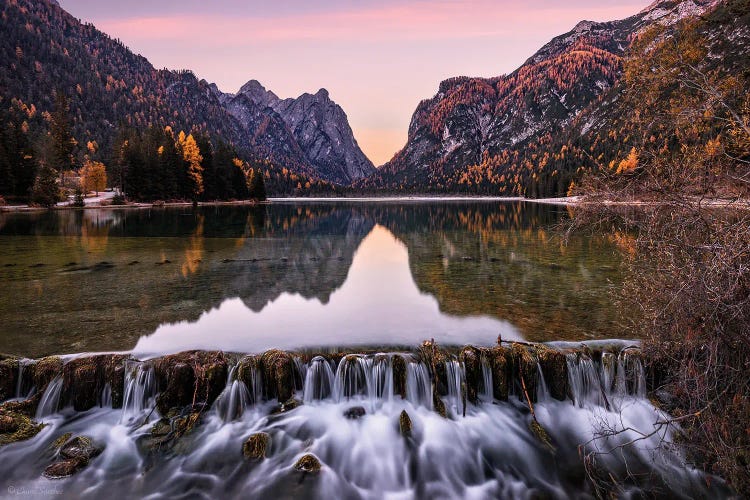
[{"left": 134, "top": 225, "right": 519, "bottom": 355}]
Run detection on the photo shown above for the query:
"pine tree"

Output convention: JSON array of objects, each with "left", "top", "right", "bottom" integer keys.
[
  {"left": 31, "top": 161, "right": 60, "bottom": 207},
  {"left": 50, "top": 91, "right": 77, "bottom": 173}
]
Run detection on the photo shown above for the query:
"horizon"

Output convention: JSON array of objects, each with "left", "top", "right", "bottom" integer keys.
[{"left": 58, "top": 0, "right": 644, "bottom": 166}]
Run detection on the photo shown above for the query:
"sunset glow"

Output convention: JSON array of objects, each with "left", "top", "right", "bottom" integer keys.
[{"left": 60, "top": 0, "right": 645, "bottom": 165}]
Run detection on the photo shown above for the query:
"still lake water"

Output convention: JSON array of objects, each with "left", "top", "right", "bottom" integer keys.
[{"left": 0, "top": 201, "right": 626, "bottom": 357}]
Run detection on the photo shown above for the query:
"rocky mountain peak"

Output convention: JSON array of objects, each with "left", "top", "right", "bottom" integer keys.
[
  {"left": 237, "top": 79, "right": 280, "bottom": 108},
  {"left": 224, "top": 81, "right": 374, "bottom": 184}
]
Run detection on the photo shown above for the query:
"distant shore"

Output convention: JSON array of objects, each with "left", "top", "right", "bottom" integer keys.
[{"left": 3, "top": 195, "right": 748, "bottom": 213}]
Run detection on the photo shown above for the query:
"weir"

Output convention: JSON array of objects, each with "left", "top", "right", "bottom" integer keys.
[{"left": 0, "top": 341, "right": 728, "bottom": 498}]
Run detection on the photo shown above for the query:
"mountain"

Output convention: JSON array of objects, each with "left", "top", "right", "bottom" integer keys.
[
  {"left": 0, "top": 0, "right": 370, "bottom": 192},
  {"left": 222, "top": 81, "right": 375, "bottom": 184},
  {"left": 356, "top": 0, "right": 721, "bottom": 195}
]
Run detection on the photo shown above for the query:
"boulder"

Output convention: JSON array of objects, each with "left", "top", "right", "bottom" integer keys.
[
  {"left": 399, "top": 410, "right": 412, "bottom": 437},
  {"left": 343, "top": 406, "right": 366, "bottom": 419},
  {"left": 261, "top": 350, "right": 295, "bottom": 403},
  {"left": 242, "top": 432, "right": 270, "bottom": 460},
  {"left": 294, "top": 453, "right": 322, "bottom": 473}
]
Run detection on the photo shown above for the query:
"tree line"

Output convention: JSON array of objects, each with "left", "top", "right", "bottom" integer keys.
[{"left": 0, "top": 90, "right": 267, "bottom": 207}]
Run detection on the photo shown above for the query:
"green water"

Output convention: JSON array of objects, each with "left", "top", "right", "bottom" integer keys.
[{"left": 0, "top": 201, "right": 628, "bottom": 357}]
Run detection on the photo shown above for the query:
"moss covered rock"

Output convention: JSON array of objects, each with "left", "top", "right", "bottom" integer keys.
[
  {"left": 460, "top": 346, "right": 481, "bottom": 405},
  {"left": 43, "top": 458, "right": 87, "bottom": 479},
  {"left": 537, "top": 347, "right": 570, "bottom": 401},
  {"left": 33, "top": 356, "right": 63, "bottom": 391},
  {"left": 243, "top": 432, "right": 269, "bottom": 460},
  {"left": 0, "top": 410, "right": 44, "bottom": 446},
  {"left": 0, "top": 357, "right": 18, "bottom": 402},
  {"left": 294, "top": 453, "right": 322, "bottom": 473},
  {"left": 399, "top": 410, "right": 412, "bottom": 437},
  {"left": 489, "top": 346, "right": 509, "bottom": 401},
  {"left": 261, "top": 350, "right": 295, "bottom": 403}
]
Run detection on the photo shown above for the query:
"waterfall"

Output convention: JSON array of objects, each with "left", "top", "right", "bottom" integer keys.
[
  {"left": 601, "top": 352, "right": 616, "bottom": 396},
  {"left": 303, "top": 356, "right": 336, "bottom": 403},
  {"left": 535, "top": 362, "right": 549, "bottom": 402},
  {"left": 333, "top": 355, "right": 369, "bottom": 401},
  {"left": 444, "top": 360, "right": 465, "bottom": 416},
  {"left": 101, "top": 383, "right": 112, "bottom": 408},
  {"left": 15, "top": 359, "right": 33, "bottom": 399},
  {"left": 479, "top": 354, "right": 493, "bottom": 404},
  {"left": 293, "top": 356, "right": 307, "bottom": 393},
  {"left": 566, "top": 353, "right": 606, "bottom": 408},
  {"left": 35, "top": 376, "right": 63, "bottom": 418},
  {"left": 120, "top": 362, "right": 156, "bottom": 423},
  {"left": 215, "top": 364, "right": 254, "bottom": 422},
  {"left": 621, "top": 349, "right": 647, "bottom": 398},
  {"left": 368, "top": 355, "right": 393, "bottom": 402},
  {"left": 405, "top": 361, "right": 432, "bottom": 409}
]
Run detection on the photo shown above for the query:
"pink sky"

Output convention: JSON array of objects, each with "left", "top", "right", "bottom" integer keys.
[{"left": 60, "top": 0, "right": 645, "bottom": 165}]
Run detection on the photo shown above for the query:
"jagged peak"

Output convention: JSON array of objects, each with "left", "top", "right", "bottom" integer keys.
[
  {"left": 237, "top": 79, "right": 279, "bottom": 107},
  {"left": 315, "top": 88, "right": 329, "bottom": 99}
]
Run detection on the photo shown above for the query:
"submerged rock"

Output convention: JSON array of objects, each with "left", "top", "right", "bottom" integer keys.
[
  {"left": 243, "top": 432, "right": 270, "bottom": 460},
  {"left": 59, "top": 435, "right": 102, "bottom": 462},
  {"left": 271, "top": 398, "right": 302, "bottom": 415},
  {"left": 294, "top": 453, "right": 322, "bottom": 473},
  {"left": 44, "top": 458, "right": 87, "bottom": 479},
  {"left": 343, "top": 406, "right": 366, "bottom": 419}
]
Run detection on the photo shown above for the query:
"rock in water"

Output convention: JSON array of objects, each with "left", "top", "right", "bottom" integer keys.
[
  {"left": 243, "top": 432, "right": 270, "bottom": 460},
  {"left": 399, "top": 410, "right": 412, "bottom": 437},
  {"left": 343, "top": 406, "right": 366, "bottom": 419},
  {"left": 294, "top": 453, "right": 322, "bottom": 473},
  {"left": 44, "top": 458, "right": 86, "bottom": 479},
  {"left": 59, "top": 435, "right": 102, "bottom": 461}
]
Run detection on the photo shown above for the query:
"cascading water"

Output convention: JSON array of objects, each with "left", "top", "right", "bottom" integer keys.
[
  {"left": 566, "top": 353, "right": 607, "bottom": 408},
  {"left": 0, "top": 346, "right": 731, "bottom": 499},
  {"left": 406, "top": 360, "right": 432, "bottom": 409},
  {"left": 15, "top": 358, "right": 33, "bottom": 399},
  {"left": 35, "top": 375, "right": 63, "bottom": 419},
  {"left": 215, "top": 364, "right": 254, "bottom": 422},
  {"left": 367, "top": 355, "right": 393, "bottom": 403},
  {"left": 479, "top": 353, "right": 493, "bottom": 403},
  {"left": 303, "top": 356, "right": 336, "bottom": 403},
  {"left": 120, "top": 361, "right": 156, "bottom": 423},
  {"left": 444, "top": 359, "right": 465, "bottom": 416},
  {"left": 535, "top": 362, "right": 549, "bottom": 402},
  {"left": 333, "top": 355, "right": 369, "bottom": 401}
]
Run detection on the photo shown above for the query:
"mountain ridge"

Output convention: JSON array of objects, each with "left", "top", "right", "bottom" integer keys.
[{"left": 356, "top": 0, "right": 722, "bottom": 194}]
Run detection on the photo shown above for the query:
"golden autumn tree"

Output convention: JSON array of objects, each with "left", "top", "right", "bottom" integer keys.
[
  {"left": 80, "top": 159, "right": 107, "bottom": 195},
  {"left": 178, "top": 131, "right": 204, "bottom": 201}
]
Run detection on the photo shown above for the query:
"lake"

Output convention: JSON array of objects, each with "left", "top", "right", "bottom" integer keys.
[
  {"left": 0, "top": 201, "right": 626, "bottom": 357},
  {"left": 0, "top": 201, "right": 729, "bottom": 499}
]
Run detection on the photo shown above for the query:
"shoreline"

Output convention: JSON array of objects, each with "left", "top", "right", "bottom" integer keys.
[
  {"left": 0, "top": 195, "right": 575, "bottom": 212},
  {"left": 2, "top": 194, "right": 748, "bottom": 213}
]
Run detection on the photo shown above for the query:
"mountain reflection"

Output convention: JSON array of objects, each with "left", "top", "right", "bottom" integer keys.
[{"left": 0, "top": 202, "right": 624, "bottom": 357}]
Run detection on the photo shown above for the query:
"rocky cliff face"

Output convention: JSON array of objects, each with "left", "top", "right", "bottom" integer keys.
[
  {"left": 0, "top": 0, "right": 373, "bottom": 190},
  {"left": 358, "top": 0, "right": 719, "bottom": 191},
  {"left": 222, "top": 81, "right": 375, "bottom": 184}
]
